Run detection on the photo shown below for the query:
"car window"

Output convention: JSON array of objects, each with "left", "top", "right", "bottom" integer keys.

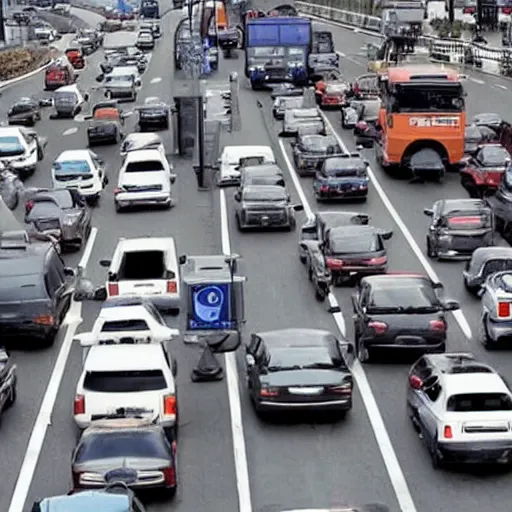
[
  {"left": 83, "top": 369, "right": 167, "bottom": 392},
  {"left": 125, "top": 160, "right": 164, "bottom": 172},
  {"left": 369, "top": 279, "right": 438, "bottom": 308},
  {"left": 44, "top": 261, "right": 64, "bottom": 297},
  {"left": 482, "top": 259, "right": 512, "bottom": 277},
  {"left": 329, "top": 233, "right": 380, "bottom": 253},
  {"left": 424, "top": 382, "right": 441, "bottom": 402},
  {"left": 446, "top": 393, "right": 512, "bottom": 412},
  {"left": 145, "top": 302, "right": 166, "bottom": 325},
  {"left": 410, "top": 356, "right": 432, "bottom": 380},
  {"left": 28, "top": 201, "right": 61, "bottom": 219},
  {"left": 267, "top": 347, "right": 340, "bottom": 371},
  {"left": 100, "top": 319, "right": 149, "bottom": 331}
]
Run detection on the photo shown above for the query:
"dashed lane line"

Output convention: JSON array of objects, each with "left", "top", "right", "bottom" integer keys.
[{"left": 62, "top": 127, "right": 78, "bottom": 136}]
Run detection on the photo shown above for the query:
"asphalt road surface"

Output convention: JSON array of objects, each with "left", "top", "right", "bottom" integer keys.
[{"left": 3, "top": 3, "right": 512, "bottom": 512}]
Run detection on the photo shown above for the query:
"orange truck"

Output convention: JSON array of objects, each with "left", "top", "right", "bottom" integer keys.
[{"left": 375, "top": 64, "right": 466, "bottom": 173}]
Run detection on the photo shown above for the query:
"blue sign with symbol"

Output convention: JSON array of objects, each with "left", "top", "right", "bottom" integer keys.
[{"left": 189, "top": 283, "right": 233, "bottom": 330}]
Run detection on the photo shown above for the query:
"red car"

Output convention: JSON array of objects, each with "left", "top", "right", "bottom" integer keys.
[
  {"left": 315, "top": 81, "right": 349, "bottom": 109},
  {"left": 460, "top": 144, "right": 511, "bottom": 198}
]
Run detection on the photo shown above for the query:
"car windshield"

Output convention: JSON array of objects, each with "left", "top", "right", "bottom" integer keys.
[
  {"left": 0, "top": 136, "right": 23, "bottom": 156},
  {"left": 325, "top": 84, "right": 347, "bottom": 94},
  {"left": 125, "top": 160, "right": 164, "bottom": 172},
  {"left": 54, "top": 160, "right": 91, "bottom": 175},
  {"left": 83, "top": 369, "right": 167, "bottom": 392},
  {"left": 330, "top": 233, "right": 379, "bottom": 253},
  {"left": 243, "top": 188, "right": 286, "bottom": 202},
  {"left": 267, "top": 347, "right": 339, "bottom": 371},
  {"left": 368, "top": 279, "right": 439, "bottom": 311},
  {"left": 100, "top": 319, "right": 149, "bottom": 331},
  {"left": 55, "top": 92, "right": 77, "bottom": 103},
  {"left": 446, "top": 393, "right": 512, "bottom": 412},
  {"left": 302, "top": 135, "right": 337, "bottom": 151},
  {"left": 28, "top": 201, "right": 61, "bottom": 219},
  {"left": 360, "top": 100, "right": 380, "bottom": 120},
  {"left": 75, "top": 430, "right": 169, "bottom": 462}
]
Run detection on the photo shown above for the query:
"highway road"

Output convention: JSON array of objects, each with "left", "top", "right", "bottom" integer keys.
[{"left": 3, "top": 3, "right": 512, "bottom": 512}]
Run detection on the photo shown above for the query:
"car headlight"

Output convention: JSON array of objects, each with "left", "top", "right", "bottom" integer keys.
[
  {"left": 249, "top": 65, "right": 264, "bottom": 72},
  {"left": 63, "top": 213, "right": 81, "bottom": 226}
]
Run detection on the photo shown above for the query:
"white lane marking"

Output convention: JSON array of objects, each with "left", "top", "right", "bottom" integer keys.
[
  {"left": 220, "top": 190, "right": 253, "bottom": 512},
  {"left": 321, "top": 114, "right": 473, "bottom": 341},
  {"left": 495, "top": 83, "right": 508, "bottom": 90},
  {"left": 336, "top": 50, "right": 363, "bottom": 66},
  {"left": 469, "top": 77, "right": 485, "bottom": 85},
  {"left": 7, "top": 227, "right": 98, "bottom": 512},
  {"left": 338, "top": 51, "right": 346, "bottom": 57},
  {"left": 277, "top": 131, "right": 418, "bottom": 512},
  {"left": 150, "top": 76, "right": 162, "bottom": 84},
  {"left": 62, "top": 127, "right": 78, "bottom": 136}
]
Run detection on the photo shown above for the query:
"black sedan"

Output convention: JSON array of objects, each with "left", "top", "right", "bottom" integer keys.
[
  {"left": 137, "top": 97, "right": 170, "bottom": 131},
  {"left": 313, "top": 154, "right": 369, "bottom": 202},
  {"left": 71, "top": 419, "right": 177, "bottom": 496},
  {"left": 463, "top": 246, "right": 512, "bottom": 293},
  {"left": 424, "top": 198, "right": 494, "bottom": 260},
  {"left": 234, "top": 185, "right": 303, "bottom": 231},
  {"left": 0, "top": 347, "right": 17, "bottom": 421},
  {"left": 8, "top": 98, "right": 42, "bottom": 126},
  {"left": 24, "top": 188, "right": 91, "bottom": 251},
  {"left": 291, "top": 134, "right": 342, "bottom": 176},
  {"left": 319, "top": 224, "right": 392, "bottom": 285},
  {"left": 352, "top": 274, "right": 460, "bottom": 363},
  {"left": 245, "top": 328, "right": 353, "bottom": 417}
]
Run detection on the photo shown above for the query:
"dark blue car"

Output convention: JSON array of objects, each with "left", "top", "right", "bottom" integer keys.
[{"left": 32, "top": 485, "right": 146, "bottom": 512}]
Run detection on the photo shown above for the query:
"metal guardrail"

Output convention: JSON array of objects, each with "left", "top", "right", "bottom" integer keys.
[{"left": 296, "top": 0, "right": 512, "bottom": 77}]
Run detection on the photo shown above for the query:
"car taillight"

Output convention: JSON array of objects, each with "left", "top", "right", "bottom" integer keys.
[
  {"left": 25, "top": 200, "right": 34, "bottom": 213},
  {"left": 74, "top": 394, "right": 85, "bottom": 415},
  {"left": 163, "top": 394, "right": 176, "bottom": 415},
  {"left": 366, "top": 256, "right": 387, "bottom": 266},
  {"left": 498, "top": 301, "right": 511, "bottom": 318},
  {"left": 330, "top": 383, "right": 352, "bottom": 395},
  {"left": 429, "top": 319, "right": 446, "bottom": 332},
  {"left": 167, "top": 280, "right": 177, "bottom": 293},
  {"left": 503, "top": 6, "right": 512, "bottom": 14},
  {"left": 108, "top": 283, "right": 119, "bottom": 296},
  {"left": 319, "top": 185, "right": 329, "bottom": 192},
  {"left": 259, "top": 387, "right": 279, "bottom": 397},
  {"left": 326, "top": 257, "right": 344, "bottom": 269},
  {"left": 33, "top": 314, "right": 54, "bottom": 326},
  {"left": 409, "top": 375, "right": 423, "bottom": 389},
  {"left": 444, "top": 425, "right": 453, "bottom": 439},
  {"left": 368, "top": 321, "right": 388, "bottom": 335},
  {"left": 463, "top": 7, "right": 475, "bottom": 13},
  {"left": 356, "top": 121, "right": 368, "bottom": 130},
  {"left": 114, "top": 187, "right": 122, "bottom": 195},
  {"left": 162, "top": 466, "right": 176, "bottom": 486},
  {"left": 72, "top": 471, "right": 82, "bottom": 488}
]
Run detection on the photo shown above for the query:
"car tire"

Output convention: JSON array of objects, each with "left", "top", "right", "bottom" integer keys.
[
  {"left": 430, "top": 437, "right": 443, "bottom": 469},
  {"left": 356, "top": 339, "right": 371, "bottom": 363},
  {"left": 407, "top": 403, "right": 420, "bottom": 432},
  {"left": 426, "top": 237, "right": 437, "bottom": 259},
  {"left": 315, "top": 286, "right": 327, "bottom": 302},
  {"left": 5, "top": 383, "right": 16, "bottom": 408},
  {"left": 115, "top": 203, "right": 123, "bottom": 213},
  {"left": 480, "top": 315, "right": 494, "bottom": 350},
  {"left": 236, "top": 215, "right": 245, "bottom": 232},
  {"left": 37, "top": 144, "right": 44, "bottom": 161}
]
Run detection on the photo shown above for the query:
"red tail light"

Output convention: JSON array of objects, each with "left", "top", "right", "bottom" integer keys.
[
  {"left": 463, "top": 7, "right": 475, "bottom": 13},
  {"left": 429, "top": 319, "right": 446, "bottom": 332},
  {"left": 74, "top": 394, "right": 85, "bottom": 415},
  {"left": 353, "top": 84, "right": 360, "bottom": 95},
  {"left": 503, "top": 7, "right": 512, "bottom": 14},
  {"left": 163, "top": 394, "right": 177, "bottom": 415},
  {"left": 330, "top": 383, "right": 352, "bottom": 395},
  {"left": 25, "top": 200, "right": 34, "bottom": 213},
  {"left": 259, "top": 387, "right": 279, "bottom": 397},
  {"left": 72, "top": 471, "right": 82, "bottom": 489},
  {"left": 162, "top": 466, "right": 176, "bottom": 486},
  {"left": 366, "top": 256, "right": 387, "bottom": 266},
  {"left": 319, "top": 185, "right": 329, "bottom": 192},
  {"left": 444, "top": 425, "right": 453, "bottom": 439},
  {"left": 498, "top": 301, "right": 511, "bottom": 318},
  {"left": 326, "top": 257, "right": 344, "bottom": 269},
  {"left": 167, "top": 280, "right": 177, "bottom": 293},
  {"left": 108, "top": 283, "right": 119, "bottom": 296},
  {"left": 356, "top": 121, "right": 368, "bottom": 130},
  {"left": 113, "top": 187, "right": 122, "bottom": 195},
  {"left": 368, "top": 321, "right": 388, "bottom": 335},
  {"left": 409, "top": 375, "right": 423, "bottom": 390},
  {"left": 33, "top": 314, "right": 54, "bottom": 326}
]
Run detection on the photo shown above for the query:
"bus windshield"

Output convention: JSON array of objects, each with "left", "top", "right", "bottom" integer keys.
[
  {"left": 247, "top": 47, "right": 305, "bottom": 66},
  {"left": 390, "top": 84, "right": 465, "bottom": 113}
]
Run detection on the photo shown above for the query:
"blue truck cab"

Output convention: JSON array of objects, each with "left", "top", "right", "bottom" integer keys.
[
  {"left": 244, "top": 17, "right": 311, "bottom": 90},
  {"left": 32, "top": 488, "right": 145, "bottom": 512}
]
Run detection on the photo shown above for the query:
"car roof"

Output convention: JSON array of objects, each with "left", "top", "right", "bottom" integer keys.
[
  {"left": 0, "top": 126, "right": 24, "bottom": 137},
  {"left": 441, "top": 198, "right": 487, "bottom": 213},
  {"left": 317, "top": 211, "right": 369, "bottom": 227},
  {"left": 55, "top": 84, "right": 79, "bottom": 94},
  {"left": 41, "top": 492, "right": 130, "bottom": 512},
  {"left": 55, "top": 149, "right": 91, "bottom": 161},
  {"left": 0, "top": 251, "right": 46, "bottom": 275},
  {"left": 242, "top": 164, "right": 283, "bottom": 175},
  {"left": 328, "top": 225, "right": 375, "bottom": 237},
  {"left": 85, "top": 343, "right": 164, "bottom": 371},
  {"left": 116, "top": 237, "right": 175, "bottom": 252},
  {"left": 441, "top": 372, "right": 508, "bottom": 396},
  {"left": 102, "top": 296, "right": 152, "bottom": 308},
  {"left": 124, "top": 149, "right": 163, "bottom": 162},
  {"left": 256, "top": 328, "right": 335, "bottom": 348},
  {"left": 223, "top": 145, "right": 274, "bottom": 157},
  {"left": 471, "top": 246, "right": 512, "bottom": 264}
]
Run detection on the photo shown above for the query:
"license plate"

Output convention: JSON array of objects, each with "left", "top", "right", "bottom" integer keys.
[{"left": 288, "top": 387, "right": 323, "bottom": 395}]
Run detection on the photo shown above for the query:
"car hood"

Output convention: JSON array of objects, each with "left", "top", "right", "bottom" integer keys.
[{"left": 261, "top": 369, "right": 346, "bottom": 387}]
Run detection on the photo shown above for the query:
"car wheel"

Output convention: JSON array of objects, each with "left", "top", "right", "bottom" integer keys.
[
  {"left": 426, "top": 237, "right": 437, "bottom": 258},
  {"left": 357, "top": 339, "right": 371, "bottom": 363},
  {"left": 115, "top": 203, "right": 123, "bottom": 213},
  {"left": 29, "top": 116, "right": 36, "bottom": 126},
  {"left": 407, "top": 403, "right": 420, "bottom": 432},
  {"left": 37, "top": 144, "right": 44, "bottom": 161},
  {"left": 430, "top": 437, "right": 443, "bottom": 469},
  {"left": 236, "top": 214, "right": 245, "bottom": 232},
  {"left": 307, "top": 265, "right": 313, "bottom": 281},
  {"left": 341, "top": 111, "right": 347, "bottom": 128},
  {"left": 480, "top": 315, "right": 494, "bottom": 350},
  {"left": 315, "top": 286, "right": 327, "bottom": 302},
  {"left": 5, "top": 384, "right": 16, "bottom": 408}
]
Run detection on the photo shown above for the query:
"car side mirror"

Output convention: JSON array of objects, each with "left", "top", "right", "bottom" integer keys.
[
  {"left": 234, "top": 165, "right": 240, "bottom": 171},
  {"left": 63, "top": 266, "right": 75, "bottom": 277},
  {"left": 84, "top": 93, "right": 89, "bottom": 101},
  {"left": 95, "top": 74, "right": 104, "bottom": 82},
  {"left": 99, "top": 259, "right": 111, "bottom": 267},
  {"left": 379, "top": 229, "right": 393, "bottom": 240},
  {"left": 93, "top": 286, "right": 107, "bottom": 301},
  {"left": 423, "top": 208, "right": 434, "bottom": 216},
  {"left": 170, "top": 173, "right": 177, "bottom": 184},
  {"left": 245, "top": 354, "right": 255, "bottom": 368},
  {"left": 234, "top": 191, "right": 241, "bottom": 202},
  {"left": 293, "top": 204, "right": 304, "bottom": 211},
  {"left": 179, "top": 254, "right": 187, "bottom": 265},
  {"left": 290, "top": 140, "right": 296, "bottom": 146},
  {"left": 171, "top": 359, "right": 178, "bottom": 377},
  {"left": 443, "top": 299, "right": 460, "bottom": 311}
]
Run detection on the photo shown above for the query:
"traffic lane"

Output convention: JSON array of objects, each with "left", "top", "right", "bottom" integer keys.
[
  {"left": 23, "top": 18, "right": 239, "bottom": 512},
  {"left": 224, "top": 72, "right": 399, "bottom": 510},
  {"left": 70, "top": 6, "right": 105, "bottom": 27},
  {"left": 0, "top": 45, "right": 109, "bottom": 512}
]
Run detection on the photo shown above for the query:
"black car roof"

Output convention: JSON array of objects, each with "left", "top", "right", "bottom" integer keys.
[
  {"left": 324, "top": 155, "right": 365, "bottom": 170},
  {"left": 256, "top": 328, "right": 336, "bottom": 348},
  {"left": 0, "top": 250, "right": 47, "bottom": 276},
  {"left": 317, "top": 211, "right": 369, "bottom": 228},
  {"left": 441, "top": 198, "right": 488, "bottom": 214}
]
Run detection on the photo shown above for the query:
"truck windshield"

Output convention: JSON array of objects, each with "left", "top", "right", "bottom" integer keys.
[{"left": 390, "top": 84, "right": 464, "bottom": 113}]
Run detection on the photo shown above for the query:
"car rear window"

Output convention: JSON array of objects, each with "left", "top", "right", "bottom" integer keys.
[
  {"left": 447, "top": 393, "right": 512, "bottom": 412},
  {"left": 0, "top": 274, "right": 46, "bottom": 301},
  {"left": 83, "top": 370, "right": 167, "bottom": 392},
  {"left": 100, "top": 319, "right": 149, "bottom": 331},
  {"left": 125, "top": 160, "right": 164, "bottom": 172},
  {"left": 28, "top": 201, "right": 61, "bottom": 219},
  {"left": 75, "top": 430, "right": 169, "bottom": 462}
]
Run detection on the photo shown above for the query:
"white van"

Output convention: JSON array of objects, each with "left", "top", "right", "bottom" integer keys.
[{"left": 100, "top": 237, "right": 181, "bottom": 312}]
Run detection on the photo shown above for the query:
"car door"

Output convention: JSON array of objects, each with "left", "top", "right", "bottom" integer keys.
[
  {"left": 89, "top": 151, "right": 106, "bottom": 186},
  {"left": 352, "top": 282, "right": 370, "bottom": 338},
  {"left": 429, "top": 200, "right": 443, "bottom": 247},
  {"left": 416, "top": 374, "right": 443, "bottom": 441},
  {"left": 46, "top": 253, "right": 72, "bottom": 322},
  {"left": 407, "top": 356, "right": 433, "bottom": 410}
]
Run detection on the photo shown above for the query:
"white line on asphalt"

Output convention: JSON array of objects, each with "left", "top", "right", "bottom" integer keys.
[
  {"left": 321, "top": 114, "right": 473, "bottom": 341},
  {"left": 276, "top": 131, "right": 418, "bottom": 512},
  {"left": 62, "top": 127, "right": 78, "bottom": 136},
  {"left": 336, "top": 50, "right": 362, "bottom": 66},
  {"left": 495, "top": 83, "right": 508, "bottom": 90},
  {"left": 469, "top": 77, "right": 485, "bottom": 84},
  {"left": 150, "top": 76, "right": 162, "bottom": 84},
  {"left": 7, "top": 227, "right": 98, "bottom": 512},
  {"left": 220, "top": 190, "right": 253, "bottom": 512}
]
